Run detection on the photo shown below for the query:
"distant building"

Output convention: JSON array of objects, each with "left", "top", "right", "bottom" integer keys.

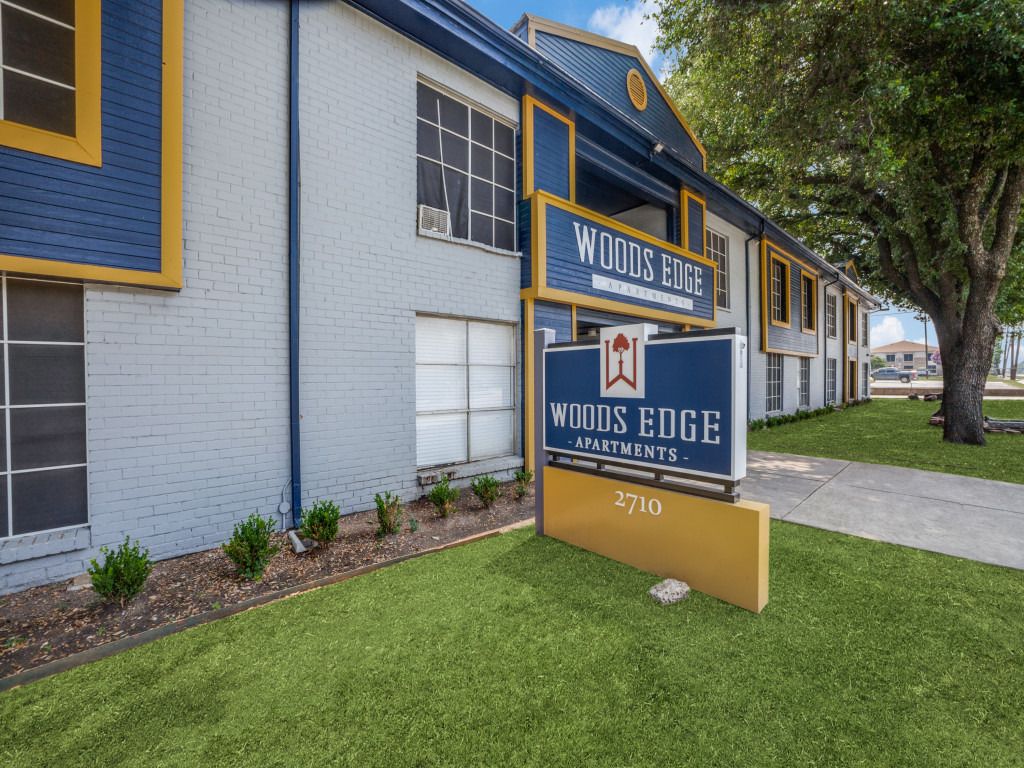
[{"left": 871, "top": 340, "right": 940, "bottom": 373}]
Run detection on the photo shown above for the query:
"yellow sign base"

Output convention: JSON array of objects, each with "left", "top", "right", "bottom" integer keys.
[{"left": 542, "top": 466, "right": 769, "bottom": 613}]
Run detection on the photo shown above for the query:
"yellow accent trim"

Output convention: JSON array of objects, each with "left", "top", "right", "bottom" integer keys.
[
  {"left": 543, "top": 466, "right": 770, "bottom": 613},
  {"left": 521, "top": 95, "right": 576, "bottom": 203},
  {"left": 0, "top": 0, "right": 183, "bottom": 289},
  {"left": 765, "top": 239, "right": 820, "bottom": 276},
  {"left": 523, "top": 298, "right": 535, "bottom": 473},
  {"left": 0, "top": 1, "right": 102, "bottom": 165},
  {"left": 570, "top": 304, "right": 577, "bottom": 341},
  {"left": 844, "top": 258, "right": 861, "bottom": 281},
  {"left": 518, "top": 14, "right": 707, "bottom": 171},
  {"left": 679, "top": 189, "right": 707, "bottom": 259},
  {"left": 522, "top": 286, "right": 715, "bottom": 329},
  {"left": 768, "top": 254, "right": 791, "bottom": 329},
  {"left": 799, "top": 269, "right": 817, "bottom": 336},
  {"left": 625, "top": 68, "right": 648, "bottom": 111}
]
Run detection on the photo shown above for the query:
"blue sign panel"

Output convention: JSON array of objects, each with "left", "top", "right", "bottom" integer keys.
[
  {"left": 543, "top": 326, "right": 747, "bottom": 480},
  {"left": 543, "top": 202, "right": 716, "bottom": 321}
]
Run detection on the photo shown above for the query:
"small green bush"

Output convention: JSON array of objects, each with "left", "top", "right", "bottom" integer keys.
[
  {"left": 88, "top": 536, "right": 153, "bottom": 607},
  {"left": 374, "top": 491, "right": 402, "bottom": 538},
  {"left": 300, "top": 499, "right": 341, "bottom": 547},
  {"left": 222, "top": 514, "right": 279, "bottom": 580},
  {"left": 408, "top": 517, "right": 419, "bottom": 533},
  {"left": 471, "top": 475, "right": 501, "bottom": 509},
  {"left": 751, "top": 403, "right": 850, "bottom": 431},
  {"left": 513, "top": 468, "right": 534, "bottom": 500},
  {"left": 427, "top": 477, "right": 459, "bottom": 517}
]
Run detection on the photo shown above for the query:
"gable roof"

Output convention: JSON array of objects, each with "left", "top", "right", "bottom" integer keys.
[
  {"left": 511, "top": 14, "right": 706, "bottom": 171},
  {"left": 872, "top": 340, "right": 930, "bottom": 354}
]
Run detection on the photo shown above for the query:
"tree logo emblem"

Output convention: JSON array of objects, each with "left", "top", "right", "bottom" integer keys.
[{"left": 604, "top": 332, "right": 638, "bottom": 391}]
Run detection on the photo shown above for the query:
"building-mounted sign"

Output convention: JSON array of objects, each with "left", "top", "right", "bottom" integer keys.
[
  {"left": 522, "top": 191, "right": 717, "bottom": 327},
  {"left": 543, "top": 324, "right": 747, "bottom": 481}
]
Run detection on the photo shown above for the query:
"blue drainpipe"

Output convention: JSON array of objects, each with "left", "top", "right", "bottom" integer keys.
[{"left": 289, "top": 0, "right": 302, "bottom": 528}]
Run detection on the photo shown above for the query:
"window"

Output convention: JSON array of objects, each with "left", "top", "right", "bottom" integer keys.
[
  {"left": 861, "top": 362, "right": 869, "bottom": 398},
  {"left": 862, "top": 312, "right": 869, "bottom": 347},
  {"left": 800, "top": 273, "right": 816, "bottom": 333},
  {"left": 847, "top": 300, "right": 857, "bottom": 343},
  {"left": 415, "top": 316, "right": 516, "bottom": 467},
  {"left": 903, "top": 353, "right": 914, "bottom": 362},
  {"left": 706, "top": 228, "right": 729, "bottom": 309},
  {"left": 0, "top": 0, "right": 101, "bottom": 164},
  {"left": 766, "top": 353, "right": 783, "bottom": 413},
  {"left": 886, "top": 353, "right": 896, "bottom": 363},
  {"left": 416, "top": 81, "right": 516, "bottom": 252},
  {"left": 799, "top": 357, "right": 810, "bottom": 408},
  {"left": 0, "top": 277, "right": 87, "bottom": 539},
  {"left": 770, "top": 258, "right": 789, "bottom": 325},
  {"left": 825, "top": 292, "right": 837, "bottom": 338},
  {"left": 826, "top": 358, "right": 837, "bottom": 405}
]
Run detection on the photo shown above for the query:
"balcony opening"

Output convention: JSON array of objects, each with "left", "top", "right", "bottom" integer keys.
[{"left": 575, "top": 158, "right": 672, "bottom": 243}]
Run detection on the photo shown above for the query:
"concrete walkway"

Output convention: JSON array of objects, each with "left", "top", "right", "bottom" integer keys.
[{"left": 744, "top": 451, "right": 1024, "bottom": 570}]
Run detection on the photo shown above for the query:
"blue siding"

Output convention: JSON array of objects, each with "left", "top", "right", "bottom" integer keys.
[
  {"left": 518, "top": 198, "right": 532, "bottom": 288},
  {"left": 765, "top": 245, "right": 818, "bottom": 355},
  {"left": 534, "top": 31, "right": 703, "bottom": 169},
  {"left": 0, "top": 0, "right": 163, "bottom": 273},
  {"left": 686, "top": 197, "right": 704, "bottom": 255},
  {"left": 533, "top": 108, "right": 570, "bottom": 199},
  {"left": 533, "top": 301, "right": 573, "bottom": 342}
]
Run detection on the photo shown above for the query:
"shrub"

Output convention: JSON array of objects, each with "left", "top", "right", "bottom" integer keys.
[
  {"left": 374, "top": 491, "right": 402, "bottom": 538},
  {"left": 427, "top": 477, "right": 459, "bottom": 517},
  {"left": 513, "top": 468, "right": 534, "bottom": 500},
  {"left": 408, "top": 517, "right": 419, "bottom": 533},
  {"left": 300, "top": 499, "right": 341, "bottom": 547},
  {"left": 88, "top": 536, "right": 153, "bottom": 607},
  {"left": 222, "top": 514, "right": 279, "bottom": 580},
  {"left": 471, "top": 475, "right": 501, "bottom": 509}
]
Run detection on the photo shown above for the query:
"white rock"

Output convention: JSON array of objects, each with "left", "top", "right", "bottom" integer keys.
[{"left": 649, "top": 578, "right": 690, "bottom": 605}]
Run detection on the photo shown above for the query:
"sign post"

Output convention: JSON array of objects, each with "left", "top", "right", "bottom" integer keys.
[{"left": 534, "top": 324, "right": 769, "bottom": 613}]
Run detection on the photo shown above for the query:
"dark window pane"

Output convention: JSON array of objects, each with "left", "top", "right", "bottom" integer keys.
[
  {"left": 494, "top": 187, "right": 515, "bottom": 220},
  {"left": 12, "top": 466, "right": 87, "bottom": 535},
  {"left": 11, "top": 405, "right": 86, "bottom": 471},
  {"left": 2, "top": 5, "right": 75, "bottom": 86},
  {"left": 471, "top": 178, "right": 493, "bottom": 215},
  {"left": 438, "top": 93, "right": 468, "bottom": 135},
  {"left": 7, "top": 279, "right": 83, "bottom": 342},
  {"left": 495, "top": 220, "right": 516, "bottom": 252},
  {"left": 0, "top": 414, "right": 6, "bottom": 470},
  {"left": 440, "top": 130, "right": 468, "bottom": 172},
  {"left": 443, "top": 169, "right": 469, "bottom": 239},
  {"left": 416, "top": 82, "right": 440, "bottom": 123},
  {"left": 19, "top": 0, "right": 74, "bottom": 25},
  {"left": 3, "top": 69, "right": 75, "bottom": 136},
  {"left": 471, "top": 213, "right": 493, "bottom": 248},
  {"left": 471, "top": 143, "right": 493, "bottom": 181},
  {"left": 494, "top": 122, "right": 515, "bottom": 157},
  {"left": 9, "top": 345, "right": 84, "bottom": 405},
  {"left": 495, "top": 154, "right": 515, "bottom": 189},
  {"left": 471, "top": 110, "right": 492, "bottom": 147},
  {"left": 416, "top": 119, "right": 441, "bottom": 161},
  {"left": 417, "top": 158, "right": 445, "bottom": 211},
  {"left": 0, "top": 481, "right": 6, "bottom": 538}
]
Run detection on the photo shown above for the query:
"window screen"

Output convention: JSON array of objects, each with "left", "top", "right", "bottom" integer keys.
[
  {"left": 1, "top": 277, "right": 87, "bottom": 539},
  {"left": 825, "top": 292, "right": 837, "bottom": 338},
  {"left": 416, "top": 82, "right": 516, "bottom": 251},
  {"left": 0, "top": 0, "right": 76, "bottom": 136},
  {"left": 706, "top": 228, "right": 729, "bottom": 309},
  {"left": 801, "top": 275, "right": 815, "bottom": 331},
  {"left": 799, "top": 357, "right": 810, "bottom": 407},
  {"left": 416, "top": 316, "right": 516, "bottom": 467},
  {"left": 766, "top": 353, "right": 783, "bottom": 413},
  {"left": 770, "top": 260, "right": 788, "bottom": 323}
]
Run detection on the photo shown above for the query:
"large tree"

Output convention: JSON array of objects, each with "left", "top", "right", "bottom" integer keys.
[{"left": 656, "top": 0, "right": 1024, "bottom": 444}]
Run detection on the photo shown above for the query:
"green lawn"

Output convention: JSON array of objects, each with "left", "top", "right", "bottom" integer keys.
[
  {"left": 2, "top": 525, "right": 1022, "bottom": 767},
  {"left": 749, "top": 399, "right": 1024, "bottom": 483}
]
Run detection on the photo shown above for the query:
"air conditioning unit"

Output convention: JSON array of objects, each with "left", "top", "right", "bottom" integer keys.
[{"left": 418, "top": 204, "right": 451, "bottom": 238}]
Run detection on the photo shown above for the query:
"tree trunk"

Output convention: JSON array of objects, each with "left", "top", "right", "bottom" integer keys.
[{"left": 937, "top": 319, "right": 997, "bottom": 445}]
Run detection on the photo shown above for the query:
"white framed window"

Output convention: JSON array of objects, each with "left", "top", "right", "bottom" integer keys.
[
  {"left": 886, "top": 353, "right": 896, "bottom": 363},
  {"left": 415, "top": 315, "right": 516, "bottom": 467},
  {"left": 861, "top": 362, "right": 869, "bottom": 398},
  {"left": 862, "top": 312, "right": 870, "bottom": 347},
  {"left": 826, "top": 358, "right": 837, "bottom": 405},
  {"left": 706, "top": 227, "right": 729, "bottom": 309},
  {"left": 416, "top": 81, "right": 516, "bottom": 252},
  {"left": 825, "top": 292, "right": 837, "bottom": 338},
  {"left": 766, "top": 353, "right": 783, "bottom": 413},
  {"left": 799, "top": 357, "right": 810, "bottom": 408},
  {"left": 0, "top": 276, "right": 87, "bottom": 539},
  {"left": 770, "top": 258, "right": 789, "bottom": 324}
]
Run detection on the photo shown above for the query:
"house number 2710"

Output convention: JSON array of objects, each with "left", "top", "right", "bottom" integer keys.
[{"left": 613, "top": 491, "right": 662, "bottom": 516}]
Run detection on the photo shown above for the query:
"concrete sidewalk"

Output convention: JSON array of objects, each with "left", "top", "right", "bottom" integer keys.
[{"left": 744, "top": 451, "right": 1024, "bottom": 570}]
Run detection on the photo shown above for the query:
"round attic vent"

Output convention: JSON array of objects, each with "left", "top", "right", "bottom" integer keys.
[{"left": 626, "top": 68, "right": 648, "bottom": 111}]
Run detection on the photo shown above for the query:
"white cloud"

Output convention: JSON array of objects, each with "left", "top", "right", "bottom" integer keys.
[
  {"left": 588, "top": 1, "right": 661, "bottom": 64},
  {"left": 870, "top": 315, "right": 906, "bottom": 348}
]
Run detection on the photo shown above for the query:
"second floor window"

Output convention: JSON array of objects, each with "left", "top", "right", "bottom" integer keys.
[
  {"left": 801, "top": 274, "right": 816, "bottom": 332},
  {"left": 416, "top": 81, "right": 516, "bottom": 252},
  {"left": 826, "top": 292, "right": 837, "bottom": 338},
  {"left": 706, "top": 228, "right": 729, "bottom": 309},
  {"left": 770, "top": 258, "right": 789, "bottom": 324}
]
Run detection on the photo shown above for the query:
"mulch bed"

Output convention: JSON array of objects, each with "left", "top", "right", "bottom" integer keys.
[{"left": 0, "top": 482, "right": 534, "bottom": 680}]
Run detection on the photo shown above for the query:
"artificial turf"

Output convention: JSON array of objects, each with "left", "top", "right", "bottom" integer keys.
[
  {"left": 1, "top": 524, "right": 1022, "bottom": 767},
  {"left": 748, "top": 398, "right": 1024, "bottom": 483}
]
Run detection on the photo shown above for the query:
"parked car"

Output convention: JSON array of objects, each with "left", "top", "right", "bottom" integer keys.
[
  {"left": 871, "top": 367, "right": 918, "bottom": 383},
  {"left": 917, "top": 366, "right": 938, "bottom": 377}
]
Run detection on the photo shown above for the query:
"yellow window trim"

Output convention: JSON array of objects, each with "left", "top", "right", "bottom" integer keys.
[
  {"left": 0, "top": 0, "right": 183, "bottom": 290},
  {"left": 680, "top": 188, "right": 707, "bottom": 259},
  {"left": 521, "top": 94, "right": 576, "bottom": 203},
  {"left": 768, "top": 254, "right": 791, "bottom": 329},
  {"left": 845, "top": 294, "right": 859, "bottom": 345},
  {"left": 800, "top": 269, "right": 817, "bottom": 335},
  {"left": 0, "top": 1, "right": 102, "bottom": 166}
]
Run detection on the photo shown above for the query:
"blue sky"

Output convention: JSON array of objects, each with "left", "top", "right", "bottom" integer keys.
[{"left": 467, "top": 0, "right": 927, "bottom": 348}]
